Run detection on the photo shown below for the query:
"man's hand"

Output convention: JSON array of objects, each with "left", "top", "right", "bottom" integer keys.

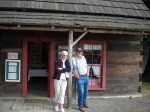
[
  {"left": 72, "top": 70, "right": 79, "bottom": 79},
  {"left": 74, "top": 74, "right": 79, "bottom": 79}
]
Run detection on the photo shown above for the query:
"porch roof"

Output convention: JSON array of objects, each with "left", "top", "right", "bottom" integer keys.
[
  {"left": 0, "top": 11, "right": 150, "bottom": 33},
  {"left": 0, "top": 0, "right": 150, "bottom": 18},
  {"left": 0, "top": 0, "right": 150, "bottom": 34}
]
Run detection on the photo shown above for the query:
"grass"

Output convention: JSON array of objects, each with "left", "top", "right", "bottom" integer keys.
[{"left": 141, "top": 81, "right": 150, "bottom": 96}]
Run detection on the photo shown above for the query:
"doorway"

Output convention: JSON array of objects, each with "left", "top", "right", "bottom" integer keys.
[
  {"left": 27, "top": 42, "right": 48, "bottom": 97},
  {"left": 22, "top": 37, "right": 55, "bottom": 98}
]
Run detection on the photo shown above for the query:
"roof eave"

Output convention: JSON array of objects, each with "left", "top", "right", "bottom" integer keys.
[{"left": 0, "top": 24, "right": 149, "bottom": 36}]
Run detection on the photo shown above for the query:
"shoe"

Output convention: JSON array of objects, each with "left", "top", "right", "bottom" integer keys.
[
  {"left": 54, "top": 106, "right": 59, "bottom": 112},
  {"left": 79, "top": 106, "right": 85, "bottom": 112},
  {"left": 60, "top": 108, "right": 65, "bottom": 112},
  {"left": 83, "top": 104, "right": 89, "bottom": 108}
]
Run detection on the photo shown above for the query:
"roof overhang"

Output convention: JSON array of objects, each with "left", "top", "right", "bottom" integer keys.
[
  {"left": 0, "top": 25, "right": 149, "bottom": 36},
  {"left": 0, "top": 11, "right": 150, "bottom": 35}
]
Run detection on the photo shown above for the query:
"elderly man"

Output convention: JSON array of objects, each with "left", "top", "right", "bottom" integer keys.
[{"left": 72, "top": 47, "right": 90, "bottom": 112}]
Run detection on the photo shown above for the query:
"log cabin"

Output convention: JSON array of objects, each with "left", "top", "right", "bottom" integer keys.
[{"left": 0, "top": 0, "right": 150, "bottom": 104}]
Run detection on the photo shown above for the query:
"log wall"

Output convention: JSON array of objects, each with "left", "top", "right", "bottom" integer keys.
[
  {"left": 0, "top": 31, "right": 22, "bottom": 95},
  {"left": 0, "top": 31, "right": 143, "bottom": 96},
  {"left": 85, "top": 34, "right": 142, "bottom": 95}
]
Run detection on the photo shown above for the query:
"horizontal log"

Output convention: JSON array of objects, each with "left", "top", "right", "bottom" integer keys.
[
  {"left": 107, "top": 41, "right": 140, "bottom": 52},
  {"left": 1, "top": 83, "right": 22, "bottom": 91},
  {"left": 0, "top": 25, "right": 149, "bottom": 35},
  {"left": 82, "top": 33, "right": 142, "bottom": 41},
  {"left": 105, "top": 35, "right": 142, "bottom": 41},
  {"left": 105, "top": 85, "right": 139, "bottom": 93},
  {"left": 107, "top": 64, "right": 139, "bottom": 74},
  {"left": 106, "top": 72, "right": 139, "bottom": 79},
  {"left": 107, "top": 52, "right": 142, "bottom": 64},
  {"left": 89, "top": 88, "right": 139, "bottom": 95},
  {"left": 106, "top": 78, "right": 139, "bottom": 85}
]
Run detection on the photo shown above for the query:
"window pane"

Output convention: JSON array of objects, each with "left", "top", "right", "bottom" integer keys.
[
  {"left": 92, "top": 65, "right": 101, "bottom": 79},
  {"left": 84, "top": 44, "right": 93, "bottom": 64},
  {"left": 93, "top": 55, "right": 100, "bottom": 64},
  {"left": 85, "top": 55, "right": 92, "bottom": 64},
  {"left": 84, "top": 44, "right": 92, "bottom": 54},
  {"left": 93, "top": 45, "right": 101, "bottom": 54}
]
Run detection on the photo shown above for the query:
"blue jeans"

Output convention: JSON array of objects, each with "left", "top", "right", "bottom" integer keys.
[{"left": 77, "top": 76, "right": 90, "bottom": 107}]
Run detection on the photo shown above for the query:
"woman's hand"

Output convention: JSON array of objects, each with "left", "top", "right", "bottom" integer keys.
[{"left": 58, "top": 67, "right": 63, "bottom": 70}]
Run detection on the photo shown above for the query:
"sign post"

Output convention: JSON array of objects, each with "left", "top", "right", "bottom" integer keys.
[{"left": 5, "top": 60, "right": 21, "bottom": 82}]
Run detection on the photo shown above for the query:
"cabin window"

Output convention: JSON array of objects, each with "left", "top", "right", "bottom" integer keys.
[{"left": 80, "top": 40, "right": 106, "bottom": 90}]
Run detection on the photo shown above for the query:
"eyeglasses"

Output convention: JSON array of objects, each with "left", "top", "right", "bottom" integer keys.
[{"left": 63, "top": 55, "right": 67, "bottom": 56}]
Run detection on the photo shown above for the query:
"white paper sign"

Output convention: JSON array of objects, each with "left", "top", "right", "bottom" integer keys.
[
  {"left": 7, "top": 52, "right": 18, "bottom": 59},
  {"left": 9, "top": 66, "right": 17, "bottom": 72},
  {"left": 8, "top": 73, "right": 17, "bottom": 79},
  {"left": 5, "top": 60, "right": 21, "bottom": 82}
]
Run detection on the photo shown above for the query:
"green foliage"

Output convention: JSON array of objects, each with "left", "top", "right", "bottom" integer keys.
[
  {"left": 143, "top": 36, "right": 150, "bottom": 46},
  {"left": 142, "top": 82, "right": 150, "bottom": 96}
]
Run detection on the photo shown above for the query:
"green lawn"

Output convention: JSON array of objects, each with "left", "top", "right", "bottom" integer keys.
[{"left": 142, "top": 82, "right": 150, "bottom": 96}]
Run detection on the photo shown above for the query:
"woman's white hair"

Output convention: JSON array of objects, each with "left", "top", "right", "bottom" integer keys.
[{"left": 61, "top": 51, "right": 68, "bottom": 56}]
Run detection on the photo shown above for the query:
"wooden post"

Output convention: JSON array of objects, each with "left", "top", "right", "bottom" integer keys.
[
  {"left": 22, "top": 38, "right": 28, "bottom": 97},
  {"left": 67, "top": 30, "right": 73, "bottom": 108},
  {"left": 67, "top": 31, "right": 88, "bottom": 108}
]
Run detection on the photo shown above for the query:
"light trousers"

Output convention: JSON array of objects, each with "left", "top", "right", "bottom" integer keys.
[{"left": 54, "top": 79, "right": 67, "bottom": 104}]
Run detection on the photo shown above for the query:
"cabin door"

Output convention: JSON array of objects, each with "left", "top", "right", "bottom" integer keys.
[
  {"left": 22, "top": 37, "right": 55, "bottom": 97},
  {"left": 80, "top": 40, "right": 106, "bottom": 90}
]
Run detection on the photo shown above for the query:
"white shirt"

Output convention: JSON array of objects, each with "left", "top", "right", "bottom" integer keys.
[
  {"left": 60, "top": 60, "right": 66, "bottom": 79},
  {"left": 72, "top": 56, "right": 88, "bottom": 75}
]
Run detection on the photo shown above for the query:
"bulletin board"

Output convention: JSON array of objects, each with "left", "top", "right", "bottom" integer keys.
[{"left": 5, "top": 60, "right": 21, "bottom": 82}]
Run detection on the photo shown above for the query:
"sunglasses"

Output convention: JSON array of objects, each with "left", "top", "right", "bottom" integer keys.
[{"left": 63, "top": 55, "right": 67, "bottom": 56}]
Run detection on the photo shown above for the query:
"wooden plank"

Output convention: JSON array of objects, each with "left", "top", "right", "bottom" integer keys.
[
  {"left": 107, "top": 42, "right": 140, "bottom": 52},
  {"left": 0, "top": 26, "right": 149, "bottom": 35},
  {"left": 89, "top": 6, "right": 96, "bottom": 13},
  {"left": 0, "top": 0, "right": 148, "bottom": 16},
  {"left": 12, "top": 99, "right": 24, "bottom": 110},
  {"left": 107, "top": 64, "right": 139, "bottom": 74},
  {"left": 23, "top": 103, "right": 34, "bottom": 109},
  {"left": 99, "top": 6, "right": 106, "bottom": 13},
  {"left": 33, "top": 103, "right": 43, "bottom": 110},
  {"left": 0, "top": 10, "right": 150, "bottom": 31},
  {"left": 1, "top": 83, "right": 22, "bottom": 91},
  {"left": 107, "top": 78, "right": 139, "bottom": 85},
  {"left": 104, "top": 7, "right": 113, "bottom": 14},
  {"left": 107, "top": 52, "right": 142, "bottom": 64},
  {"left": 106, "top": 72, "right": 139, "bottom": 79},
  {"left": 78, "top": 5, "right": 85, "bottom": 12},
  {"left": 44, "top": 102, "right": 53, "bottom": 109},
  {"left": 105, "top": 85, "right": 139, "bottom": 93},
  {"left": 94, "top": 6, "right": 101, "bottom": 13},
  {"left": 44, "top": 98, "right": 53, "bottom": 109},
  {"left": 74, "top": 4, "right": 80, "bottom": 12},
  {"left": 89, "top": 87, "right": 139, "bottom": 95}
]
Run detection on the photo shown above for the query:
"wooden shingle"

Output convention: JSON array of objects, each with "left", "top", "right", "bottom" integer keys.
[
  {"left": 0, "top": 0, "right": 149, "bottom": 19},
  {"left": 0, "top": 0, "right": 150, "bottom": 33},
  {"left": 0, "top": 11, "right": 150, "bottom": 32}
]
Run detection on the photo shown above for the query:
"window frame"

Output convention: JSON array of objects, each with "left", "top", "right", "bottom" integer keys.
[{"left": 80, "top": 40, "right": 106, "bottom": 90}]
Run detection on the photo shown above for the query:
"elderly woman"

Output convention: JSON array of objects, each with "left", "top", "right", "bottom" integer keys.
[{"left": 53, "top": 51, "right": 71, "bottom": 112}]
